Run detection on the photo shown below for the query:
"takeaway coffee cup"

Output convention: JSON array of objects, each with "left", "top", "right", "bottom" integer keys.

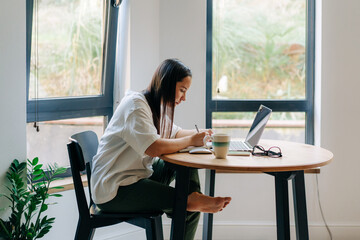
[{"left": 204, "top": 133, "right": 231, "bottom": 159}]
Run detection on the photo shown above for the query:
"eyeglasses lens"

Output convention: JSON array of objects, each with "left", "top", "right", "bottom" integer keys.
[
  {"left": 268, "top": 147, "right": 282, "bottom": 157},
  {"left": 253, "top": 145, "right": 265, "bottom": 155}
]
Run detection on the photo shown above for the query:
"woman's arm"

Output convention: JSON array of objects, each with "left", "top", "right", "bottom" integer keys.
[
  {"left": 145, "top": 132, "right": 206, "bottom": 157},
  {"left": 175, "top": 128, "right": 213, "bottom": 138},
  {"left": 175, "top": 129, "right": 196, "bottom": 138}
]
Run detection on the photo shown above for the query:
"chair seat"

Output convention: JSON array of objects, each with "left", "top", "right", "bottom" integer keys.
[{"left": 90, "top": 204, "right": 163, "bottom": 219}]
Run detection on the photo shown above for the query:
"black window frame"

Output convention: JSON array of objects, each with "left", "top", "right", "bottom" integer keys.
[
  {"left": 26, "top": 0, "right": 120, "bottom": 177},
  {"left": 206, "top": 0, "right": 316, "bottom": 145},
  {"left": 26, "top": 0, "right": 119, "bottom": 122}
]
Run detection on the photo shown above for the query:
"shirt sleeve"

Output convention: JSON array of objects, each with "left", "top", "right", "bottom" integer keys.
[
  {"left": 120, "top": 107, "right": 160, "bottom": 155},
  {"left": 170, "top": 123, "right": 182, "bottom": 139}
]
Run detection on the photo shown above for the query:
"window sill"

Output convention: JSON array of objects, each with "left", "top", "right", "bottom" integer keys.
[{"left": 48, "top": 175, "right": 88, "bottom": 193}]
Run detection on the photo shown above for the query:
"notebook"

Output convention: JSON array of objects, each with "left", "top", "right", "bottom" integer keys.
[{"left": 228, "top": 105, "right": 272, "bottom": 152}]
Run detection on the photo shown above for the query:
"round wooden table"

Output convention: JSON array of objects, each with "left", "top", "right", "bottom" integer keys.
[
  {"left": 161, "top": 140, "right": 333, "bottom": 240},
  {"left": 162, "top": 139, "right": 333, "bottom": 172}
]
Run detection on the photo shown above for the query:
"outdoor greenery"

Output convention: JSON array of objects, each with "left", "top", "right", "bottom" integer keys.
[
  {"left": 213, "top": 0, "right": 306, "bottom": 100},
  {"left": 29, "top": 0, "right": 103, "bottom": 99},
  {"left": 0, "top": 158, "right": 66, "bottom": 240},
  {"left": 31, "top": 0, "right": 305, "bottom": 101},
  {"left": 28, "top": 0, "right": 306, "bottom": 125}
]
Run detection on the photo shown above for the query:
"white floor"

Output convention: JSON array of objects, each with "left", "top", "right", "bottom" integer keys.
[{"left": 93, "top": 223, "right": 146, "bottom": 240}]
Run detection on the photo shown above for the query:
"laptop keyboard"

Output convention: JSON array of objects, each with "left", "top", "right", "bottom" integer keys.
[{"left": 229, "top": 141, "right": 251, "bottom": 151}]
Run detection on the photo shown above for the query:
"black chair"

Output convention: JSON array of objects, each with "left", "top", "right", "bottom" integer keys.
[{"left": 67, "top": 130, "right": 164, "bottom": 240}]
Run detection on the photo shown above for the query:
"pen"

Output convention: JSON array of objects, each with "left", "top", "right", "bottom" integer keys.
[{"left": 195, "top": 124, "right": 199, "bottom": 133}]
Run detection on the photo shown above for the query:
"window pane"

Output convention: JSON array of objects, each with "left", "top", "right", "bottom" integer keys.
[
  {"left": 212, "top": 112, "right": 305, "bottom": 143},
  {"left": 27, "top": 117, "right": 104, "bottom": 168},
  {"left": 29, "top": 0, "right": 104, "bottom": 99},
  {"left": 213, "top": 0, "right": 306, "bottom": 100}
]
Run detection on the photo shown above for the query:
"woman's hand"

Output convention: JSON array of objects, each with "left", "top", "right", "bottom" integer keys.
[
  {"left": 191, "top": 128, "right": 213, "bottom": 146},
  {"left": 199, "top": 128, "right": 213, "bottom": 136},
  {"left": 146, "top": 128, "right": 213, "bottom": 157},
  {"left": 191, "top": 132, "right": 208, "bottom": 147}
]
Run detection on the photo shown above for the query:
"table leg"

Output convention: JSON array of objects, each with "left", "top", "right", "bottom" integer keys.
[
  {"left": 274, "top": 172, "right": 291, "bottom": 240},
  {"left": 202, "top": 169, "right": 216, "bottom": 240},
  {"left": 170, "top": 165, "right": 190, "bottom": 240},
  {"left": 292, "top": 171, "right": 309, "bottom": 240}
]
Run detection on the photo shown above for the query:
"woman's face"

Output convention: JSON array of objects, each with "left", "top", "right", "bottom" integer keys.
[{"left": 175, "top": 76, "right": 192, "bottom": 106}]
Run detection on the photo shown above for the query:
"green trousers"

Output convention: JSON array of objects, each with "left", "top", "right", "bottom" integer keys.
[{"left": 97, "top": 158, "right": 201, "bottom": 240}]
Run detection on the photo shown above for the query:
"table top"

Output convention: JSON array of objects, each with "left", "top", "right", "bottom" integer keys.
[{"left": 161, "top": 139, "right": 333, "bottom": 172}]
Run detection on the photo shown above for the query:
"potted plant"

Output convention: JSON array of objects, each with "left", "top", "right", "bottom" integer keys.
[{"left": 0, "top": 158, "right": 66, "bottom": 239}]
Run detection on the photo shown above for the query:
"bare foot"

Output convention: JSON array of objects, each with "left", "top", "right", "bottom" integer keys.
[{"left": 186, "top": 192, "right": 232, "bottom": 213}]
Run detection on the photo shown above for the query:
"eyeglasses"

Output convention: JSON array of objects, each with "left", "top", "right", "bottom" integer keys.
[{"left": 252, "top": 145, "right": 282, "bottom": 158}]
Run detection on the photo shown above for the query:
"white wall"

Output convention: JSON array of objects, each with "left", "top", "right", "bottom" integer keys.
[
  {"left": 159, "top": 0, "right": 207, "bottom": 130},
  {"left": 2, "top": 0, "right": 360, "bottom": 239},
  {"left": 319, "top": 0, "right": 360, "bottom": 234},
  {"left": 0, "top": 1, "right": 27, "bottom": 212},
  {"left": 129, "top": 0, "right": 160, "bottom": 93}
]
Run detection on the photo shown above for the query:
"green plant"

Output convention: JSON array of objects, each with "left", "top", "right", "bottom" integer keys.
[{"left": 0, "top": 158, "right": 66, "bottom": 240}]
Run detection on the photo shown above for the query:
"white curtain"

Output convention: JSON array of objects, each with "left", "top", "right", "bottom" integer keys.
[{"left": 113, "top": 0, "right": 131, "bottom": 111}]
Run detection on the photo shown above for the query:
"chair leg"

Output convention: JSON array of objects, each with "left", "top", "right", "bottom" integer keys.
[
  {"left": 150, "top": 216, "right": 164, "bottom": 240},
  {"left": 75, "top": 218, "right": 95, "bottom": 240},
  {"left": 144, "top": 216, "right": 164, "bottom": 240},
  {"left": 88, "top": 228, "right": 96, "bottom": 240},
  {"left": 127, "top": 217, "right": 164, "bottom": 240}
]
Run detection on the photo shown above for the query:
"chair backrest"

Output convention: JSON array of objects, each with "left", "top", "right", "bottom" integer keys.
[
  {"left": 71, "top": 131, "right": 99, "bottom": 167},
  {"left": 67, "top": 131, "right": 99, "bottom": 217}
]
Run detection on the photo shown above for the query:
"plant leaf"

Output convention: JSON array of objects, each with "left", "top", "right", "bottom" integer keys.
[
  {"left": 19, "top": 161, "right": 27, "bottom": 170},
  {"left": 34, "top": 164, "right": 43, "bottom": 171},
  {"left": 54, "top": 167, "right": 67, "bottom": 175},
  {"left": 40, "top": 204, "right": 48, "bottom": 212},
  {"left": 32, "top": 157, "right": 39, "bottom": 166},
  {"left": 32, "top": 169, "right": 43, "bottom": 176},
  {"left": 13, "top": 159, "right": 19, "bottom": 167},
  {"left": 50, "top": 194, "right": 62, "bottom": 197},
  {"left": 32, "top": 174, "right": 45, "bottom": 181}
]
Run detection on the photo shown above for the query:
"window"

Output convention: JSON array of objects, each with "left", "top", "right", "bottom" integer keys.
[
  {"left": 206, "top": 0, "right": 315, "bottom": 144},
  {"left": 26, "top": 0, "right": 119, "bottom": 172}
]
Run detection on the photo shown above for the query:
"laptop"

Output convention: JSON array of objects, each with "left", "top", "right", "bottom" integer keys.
[
  {"left": 228, "top": 105, "right": 272, "bottom": 152},
  {"left": 180, "top": 104, "right": 272, "bottom": 154}
]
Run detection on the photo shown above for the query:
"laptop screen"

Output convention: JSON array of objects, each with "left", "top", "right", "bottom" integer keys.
[{"left": 245, "top": 105, "right": 272, "bottom": 147}]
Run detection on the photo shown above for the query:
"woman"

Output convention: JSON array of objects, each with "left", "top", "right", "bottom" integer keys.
[{"left": 91, "top": 58, "right": 231, "bottom": 239}]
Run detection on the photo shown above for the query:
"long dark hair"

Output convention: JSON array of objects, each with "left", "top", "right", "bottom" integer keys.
[{"left": 143, "top": 59, "right": 192, "bottom": 138}]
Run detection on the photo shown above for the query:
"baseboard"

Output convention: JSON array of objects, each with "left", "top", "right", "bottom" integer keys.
[
  {"left": 92, "top": 221, "right": 360, "bottom": 240},
  {"left": 162, "top": 221, "right": 360, "bottom": 240}
]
